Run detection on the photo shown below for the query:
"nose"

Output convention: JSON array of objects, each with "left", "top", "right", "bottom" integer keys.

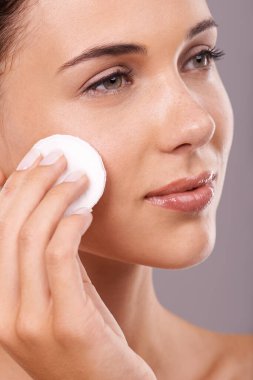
[{"left": 149, "top": 78, "right": 216, "bottom": 154}]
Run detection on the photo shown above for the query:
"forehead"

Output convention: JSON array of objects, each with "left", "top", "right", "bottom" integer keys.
[
  {"left": 8, "top": 0, "right": 211, "bottom": 84},
  {"left": 28, "top": 0, "right": 211, "bottom": 51}
]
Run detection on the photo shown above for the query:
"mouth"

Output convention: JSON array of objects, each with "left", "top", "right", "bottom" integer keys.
[{"left": 144, "top": 170, "right": 217, "bottom": 213}]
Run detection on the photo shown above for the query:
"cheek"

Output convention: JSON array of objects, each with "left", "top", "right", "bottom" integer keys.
[
  {"left": 205, "top": 75, "right": 234, "bottom": 160},
  {"left": 214, "top": 107, "right": 233, "bottom": 165},
  {"left": 199, "top": 76, "right": 234, "bottom": 217}
]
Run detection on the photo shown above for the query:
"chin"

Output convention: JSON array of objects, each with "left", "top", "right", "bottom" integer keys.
[{"left": 142, "top": 213, "right": 217, "bottom": 269}]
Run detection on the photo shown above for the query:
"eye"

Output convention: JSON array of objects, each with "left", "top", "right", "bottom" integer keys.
[
  {"left": 183, "top": 47, "right": 225, "bottom": 71},
  {"left": 81, "top": 68, "right": 134, "bottom": 97}
]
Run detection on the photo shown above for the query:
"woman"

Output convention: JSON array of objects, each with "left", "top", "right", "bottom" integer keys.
[{"left": 0, "top": 0, "right": 252, "bottom": 379}]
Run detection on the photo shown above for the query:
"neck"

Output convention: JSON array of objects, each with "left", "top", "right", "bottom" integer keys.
[{"left": 77, "top": 251, "right": 211, "bottom": 379}]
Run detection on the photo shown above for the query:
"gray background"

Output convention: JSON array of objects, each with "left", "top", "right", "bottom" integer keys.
[{"left": 153, "top": 0, "right": 253, "bottom": 334}]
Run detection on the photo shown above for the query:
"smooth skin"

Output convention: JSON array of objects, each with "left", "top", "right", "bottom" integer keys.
[
  {"left": 0, "top": 0, "right": 252, "bottom": 379},
  {"left": 0, "top": 153, "right": 156, "bottom": 379}
]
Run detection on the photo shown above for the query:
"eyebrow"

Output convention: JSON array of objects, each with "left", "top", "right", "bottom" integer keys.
[{"left": 57, "top": 17, "right": 218, "bottom": 74}]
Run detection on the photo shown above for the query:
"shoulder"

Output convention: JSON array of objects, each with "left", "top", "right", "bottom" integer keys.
[
  {"left": 204, "top": 332, "right": 253, "bottom": 379},
  {"left": 223, "top": 333, "right": 253, "bottom": 377},
  {"left": 163, "top": 312, "right": 253, "bottom": 379}
]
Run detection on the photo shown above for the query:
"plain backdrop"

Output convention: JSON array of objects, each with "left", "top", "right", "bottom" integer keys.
[{"left": 153, "top": 0, "right": 253, "bottom": 334}]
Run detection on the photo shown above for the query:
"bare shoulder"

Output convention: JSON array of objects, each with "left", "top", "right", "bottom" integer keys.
[
  {"left": 204, "top": 331, "right": 253, "bottom": 380},
  {"left": 179, "top": 316, "right": 253, "bottom": 380},
  {"left": 0, "top": 344, "right": 33, "bottom": 380},
  {"left": 222, "top": 333, "right": 253, "bottom": 378},
  {"left": 160, "top": 310, "right": 253, "bottom": 379}
]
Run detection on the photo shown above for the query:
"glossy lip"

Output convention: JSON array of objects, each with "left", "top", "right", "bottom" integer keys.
[{"left": 145, "top": 170, "right": 217, "bottom": 198}]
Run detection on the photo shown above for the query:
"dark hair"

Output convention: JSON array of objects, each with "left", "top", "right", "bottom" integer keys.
[{"left": 0, "top": 0, "right": 30, "bottom": 76}]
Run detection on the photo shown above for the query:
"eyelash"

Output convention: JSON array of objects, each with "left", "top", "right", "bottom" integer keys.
[{"left": 82, "top": 47, "right": 225, "bottom": 97}]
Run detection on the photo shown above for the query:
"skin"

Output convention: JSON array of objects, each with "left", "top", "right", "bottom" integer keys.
[{"left": 0, "top": 0, "right": 252, "bottom": 378}]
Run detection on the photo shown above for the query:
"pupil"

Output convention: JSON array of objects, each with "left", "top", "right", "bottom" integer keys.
[
  {"left": 105, "top": 76, "right": 122, "bottom": 89},
  {"left": 195, "top": 54, "right": 208, "bottom": 66}
]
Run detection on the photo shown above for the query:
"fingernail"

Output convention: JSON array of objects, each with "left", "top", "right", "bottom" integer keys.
[
  {"left": 71, "top": 206, "right": 93, "bottom": 215},
  {"left": 72, "top": 207, "right": 93, "bottom": 234},
  {"left": 63, "top": 171, "right": 87, "bottom": 183},
  {"left": 39, "top": 150, "right": 64, "bottom": 166},
  {"left": 16, "top": 148, "right": 42, "bottom": 171}
]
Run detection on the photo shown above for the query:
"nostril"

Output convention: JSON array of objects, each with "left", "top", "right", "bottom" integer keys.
[
  {"left": 178, "top": 143, "right": 191, "bottom": 148},
  {"left": 174, "top": 143, "right": 192, "bottom": 153}
]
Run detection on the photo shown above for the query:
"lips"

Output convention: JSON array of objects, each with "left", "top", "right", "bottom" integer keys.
[{"left": 145, "top": 171, "right": 217, "bottom": 198}]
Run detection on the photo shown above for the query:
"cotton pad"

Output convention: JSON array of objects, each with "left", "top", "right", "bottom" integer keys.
[{"left": 32, "top": 134, "right": 106, "bottom": 216}]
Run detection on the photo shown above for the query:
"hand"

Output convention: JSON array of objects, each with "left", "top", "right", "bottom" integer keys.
[{"left": 0, "top": 150, "right": 156, "bottom": 380}]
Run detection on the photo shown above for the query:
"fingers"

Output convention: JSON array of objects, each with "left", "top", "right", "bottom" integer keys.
[
  {"left": 0, "top": 154, "right": 38, "bottom": 193},
  {"left": 0, "top": 151, "right": 44, "bottom": 340},
  {"left": 0, "top": 151, "right": 66, "bottom": 233},
  {"left": 18, "top": 167, "right": 90, "bottom": 325},
  {"left": 45, "top": 211, "right": 95, "bottom": 334},
  {"left": 0, "top": 151, "right": 66, "bottom": 315},
  {"left": 0, "top": 146, "right": 99, "bottom": 351}
]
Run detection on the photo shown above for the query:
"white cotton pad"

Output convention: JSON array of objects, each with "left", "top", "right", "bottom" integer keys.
[{"left": 32, "top": 134, "right": 106, "bottom": 216}]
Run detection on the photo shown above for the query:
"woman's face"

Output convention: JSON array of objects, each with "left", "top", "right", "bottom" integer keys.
[{"left": 0, "top": 0, "right": 233, "bottom": 269}]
